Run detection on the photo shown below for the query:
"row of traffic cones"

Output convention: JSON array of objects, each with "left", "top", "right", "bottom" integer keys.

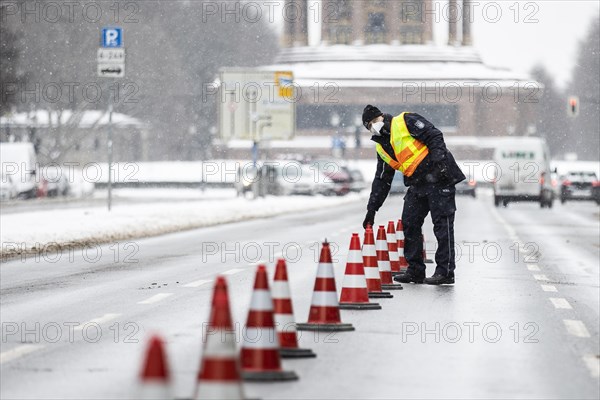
[{"left": 138, "top": 218, "right": 432, "bottom": 398}]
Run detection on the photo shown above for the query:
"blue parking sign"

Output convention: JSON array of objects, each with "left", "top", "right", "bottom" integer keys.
[{"left": 102, "top": 28, "right": 123, "bottom": 48}]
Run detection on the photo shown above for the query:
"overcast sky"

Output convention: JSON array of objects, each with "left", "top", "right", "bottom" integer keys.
[{"left": 299, "top": 0, "right": 599, "bottom": 89}]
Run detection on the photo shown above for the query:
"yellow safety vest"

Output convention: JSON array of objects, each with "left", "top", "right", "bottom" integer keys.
[{"left": 375, "top": 112, "right": 429, "bottom": 177}]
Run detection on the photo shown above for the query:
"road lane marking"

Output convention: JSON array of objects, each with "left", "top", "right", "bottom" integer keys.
[
  {"left": 183, "top": 279, "right": 213, "bottom": 288},
  {"left": 0, "top": 344, "right": 44, "bottom": 364},
  {"left": 526, "top": 264, "right": 540, "bottom": 271},
  {"left": 533, "top": 274, "right": 549, "bottom": 281},
  {"left": 549, "top": 298, "right": 572, "bottom": 309},
  {"left": 222, "top": 268, "right": 244, "bottom": 275},
  {"left": 540, "top": 284, "right": 557, "bottom": 292},
  {"left": 74, "top": 313, "right": 121, "bottom": 332},
  {"left": 583, "top": 355, "right": 600, "bottom": 378},
  {"left": 563, "top": 319, "right": 590, "bottom": 338},
  {"left": 137, "top": 293, "right": 174, "bottom": 304}
]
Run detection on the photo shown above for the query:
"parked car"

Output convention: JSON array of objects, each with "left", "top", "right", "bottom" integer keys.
[
  {"left": 389, "top": 171, "right": 408, "bottom": 195},
  {"left": 492, "top": 137, "right": 554, "bottom": 208},
  {"left": 309, "top": 160, "right": 351, "bottom": 196},
  {"left": 560, "top": 171, "right": 600, "bottom": 204},
  {"left": 235, "top": 164, "right": 259, "bottom": 197},
  {"left": 42, "top": 165, "right": 70, "bottom": 197},
  {"left": 0, "top": 173, "right": 18, "bottom": 201},
  {"left": 456, "top": 176, "right": 477, "bottom": 197},
  {"left": 348, "top": 169, "right": 367, "bottom": 193},
  {"left": 0, "top": 142, "right": 38, "bottom": 199}
]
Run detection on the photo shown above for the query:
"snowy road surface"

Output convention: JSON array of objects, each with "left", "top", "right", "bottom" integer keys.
[{"left": 1, "top": 191, "right": 599, "bottom": 399}]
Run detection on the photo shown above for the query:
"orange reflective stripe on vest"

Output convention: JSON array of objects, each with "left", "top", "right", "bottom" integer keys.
[{"left": 375, "top": 112, "right": 429, "bottom": 177}]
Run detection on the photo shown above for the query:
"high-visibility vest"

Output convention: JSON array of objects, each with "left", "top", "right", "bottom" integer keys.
[{"left": 375, "top": 112, "right": 429, "bottom": 177}]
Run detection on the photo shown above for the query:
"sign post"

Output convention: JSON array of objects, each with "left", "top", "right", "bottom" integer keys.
[{"left": 98, "top": 27, "right": 125, "bottom": 211}]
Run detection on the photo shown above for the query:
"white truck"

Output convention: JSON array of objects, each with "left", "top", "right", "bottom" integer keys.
[
  {"left": 492, "top": 137, "right": 554, "bottom": 208},
  {"left": 0, "top": 142, "right": 38, "bottom": 199}
]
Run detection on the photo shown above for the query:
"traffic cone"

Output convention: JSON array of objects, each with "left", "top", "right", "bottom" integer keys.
[
  {"left": 386, "top": 221, "right": 401, "bottom": 276},
  {"left": 423, "top": 230, "right": 434, "bottom": 263},
  {"left": 396, "top": 220, "right": 408, "bottom": 270},
  {"left": 376, "top": 226, "right": 403, "bottom": 290},
  {"left": 296, "top": 241, "right": 355, "bottom": 332},
  {"left": 139, "top": 335, "right": 172, "bottom": 400},
  {"left": 272, "top": 259, "right": 316, "bottom": 358},
  {"left": 195, "top": 276, "right": 246, "bottom": 400},
  {"left": 363, "top": 228, "right": 393, "bottom": 299},
  {"left": 241, "top": 265, "right": 298, "bottom": 381},
  {"left": 339, "top": 233, "right": 382, "bottom": 310}
]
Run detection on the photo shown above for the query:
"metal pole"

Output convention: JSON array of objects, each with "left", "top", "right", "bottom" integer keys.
[{"left": 107, "top": 104, "right": 113, "bottom": 211}]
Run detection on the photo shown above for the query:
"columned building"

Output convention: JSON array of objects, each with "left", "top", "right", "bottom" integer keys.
[{"left": 232, "top": 0, "right": 541, "bottom": 160}]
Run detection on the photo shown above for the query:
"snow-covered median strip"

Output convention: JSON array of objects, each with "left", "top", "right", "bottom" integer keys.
[{"left": 1, "top": 193, "right": 365, "bottom": 259}]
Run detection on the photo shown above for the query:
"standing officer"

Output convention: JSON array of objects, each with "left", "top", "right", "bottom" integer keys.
[{"left": 361, "top": 105, "right": 465, "bottom": 285}]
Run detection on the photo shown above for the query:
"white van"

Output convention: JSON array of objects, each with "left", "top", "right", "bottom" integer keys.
[
  {"left": 492, "top": 137, "right": 554, "bottom": 208},
  {"left": 0, "top": 142, "right": 38, "bottom": 199}
]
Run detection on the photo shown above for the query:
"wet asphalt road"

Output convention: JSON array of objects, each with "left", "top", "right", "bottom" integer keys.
[{"left": 1, "top": 190, "right": 599, "bottom": 399}]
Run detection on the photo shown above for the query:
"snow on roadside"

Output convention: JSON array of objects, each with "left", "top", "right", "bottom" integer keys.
[{"left": 1, "top": 193, "right": 366, "bottom": 259}]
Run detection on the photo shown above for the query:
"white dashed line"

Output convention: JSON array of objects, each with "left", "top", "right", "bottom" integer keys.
[
  {"left": 74, "top": 313, "right": 121, "bottom": 332},
  {"left": 540, "top": 284, "right": 557, "bottom": 292},
  {"left": 248, "top": 260, "right": 265, "bottom": 266},
  {"left": 533, "top": 274, "right": 549, "bottom": 281},
  {"left": 137, "top": 293, "right": 174, "bottom": 305},
  {"left": 222, "top": 268, "right": 244, "bottom": 275},
  {"left": 549, "top": 298, "right": 572, "bottom": 309},
  {"left": 527, "top": 264, "right": 540, "bottom": 271},
  {"left": 563, "top": 319, "right": 591, "bottom": 338},
  {"left": 0, "top": 344, "right": 44, "bottom": 364},
  {"left": 183, "top": 279, "right": 213, "bottom": 288},
  {"left": 583, "top": 355, "right": 600, "bottom": 378}
]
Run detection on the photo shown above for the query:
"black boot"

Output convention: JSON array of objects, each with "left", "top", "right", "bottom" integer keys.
[
  {"left": 393, "top": 270, "right": 425, "bottom": 284},
  {"left": 424, "top": 273, "right": 455, "bottom": 285}
]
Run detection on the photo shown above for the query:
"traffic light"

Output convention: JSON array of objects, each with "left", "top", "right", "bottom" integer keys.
[{"left": 567, "top": 96, "right": 579, "bottom": 117}]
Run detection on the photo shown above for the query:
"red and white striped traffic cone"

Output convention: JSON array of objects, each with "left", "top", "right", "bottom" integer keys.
[
  {"left": 363, "top": 228, "right": 393, "bottom": 299},
  {"left": 272, "top": 259, "right": 316, "bottom": 358},
  {"left": 139, "top": 335, "right": 172, "bottom": 400},
  {"left": 386, "top": 221, "right": 401, "bottom": 276},
  {"left": 396, "top": 219, "right": 409, "bottom": 270},
  {"left": 339, "top": 233, "right": 382, "bottom": 310},
  {"left": 195, "top": 276, "right": 246, "bottom": 399},
  {"left": 296, "top": 241, "right": 355, "bottom": 332},
  {"left": 423, "top": 231, "right": 434, "bottom": 263},
  {"left": 376, "top": 226, "right": 403, "bottom": 290},
  {"left": 241, "top": 265, "right": 298, "bottom": 381}
]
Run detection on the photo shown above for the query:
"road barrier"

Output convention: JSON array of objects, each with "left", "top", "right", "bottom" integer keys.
[
  {"left": 195, "top": 277, "right": 246, "bottom": 399},
  {"left": 296, "top": 242, "right": 355, "bottom": 332},
  {"left": 339, "top": 233, "right": 382, "bottom": 310},
  {"left": 377, "top": 226, "right": 404, "bottom": 291},
  {"left": 272, "top": 259, "right": 316, "bottom": 358},
  {"left": 241, "top": 266, "right": 298, "bottom": 381},
  {"left": 363, "top": 227, "right": 393, "bottom": 299},
  {"left": 138, "top": 335, "right": 172, "bottom": 400}
]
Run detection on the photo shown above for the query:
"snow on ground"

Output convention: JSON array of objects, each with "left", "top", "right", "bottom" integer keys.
[{"left": 0, "top": 190, "right": 366, "bottom": 259}]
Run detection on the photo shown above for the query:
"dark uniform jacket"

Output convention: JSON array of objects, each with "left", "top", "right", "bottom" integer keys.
[{"left": 367, "top": 113, "right": 466, "bottom": 212}]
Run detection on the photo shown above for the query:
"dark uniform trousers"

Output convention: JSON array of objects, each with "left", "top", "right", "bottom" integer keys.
[{"left": 401, "top": 184, "right": 457, "bottom": 278}]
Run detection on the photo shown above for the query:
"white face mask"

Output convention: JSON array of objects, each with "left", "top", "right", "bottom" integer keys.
[{"left": 370, "top": 121, "right": 384, "bottom": 135}]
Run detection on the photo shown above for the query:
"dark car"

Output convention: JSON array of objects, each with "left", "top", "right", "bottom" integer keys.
[
  {"left": 456, "top": 176, "right": 477, "bottom": 198},
  {"left": 560, "top": 171, "right": 600, "bottom": 204}
]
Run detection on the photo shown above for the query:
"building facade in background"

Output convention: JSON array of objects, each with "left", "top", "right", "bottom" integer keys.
[{"left": 227, "top": 0, "right": 541, "bottom": 160}]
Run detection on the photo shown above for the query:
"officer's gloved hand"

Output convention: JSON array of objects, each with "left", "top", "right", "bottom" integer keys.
[{"left": 363, "top": 210, "right": 376, "bottom": 229}]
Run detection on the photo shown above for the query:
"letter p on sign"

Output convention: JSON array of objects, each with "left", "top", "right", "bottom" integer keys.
[{"left": 102, "top": 28, "right": 123, "bottom": 48}]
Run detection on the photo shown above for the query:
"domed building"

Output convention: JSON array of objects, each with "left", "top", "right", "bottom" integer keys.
[{"left": 231, "top": 0, "right": 541, "bottom": 160}]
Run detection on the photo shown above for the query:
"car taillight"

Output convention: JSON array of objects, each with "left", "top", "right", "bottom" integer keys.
[
  {"left": 563, "top": 180, "right": 572, "bottom": 186},
  {"left": 592, "top": 181, "right": 600, "bottom": 187},
  {"left": 468, "top": 180, "right": 476, "bottom": 186},
  {"left": 551, "top": 179, "right": 557, "bottom": 187},
  {"left": 540, "top": 175, "right": 545, "bottom": 185}
]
